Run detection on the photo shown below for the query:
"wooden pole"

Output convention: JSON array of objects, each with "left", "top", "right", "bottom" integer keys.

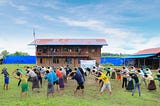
[{"left": 33, "top": 28, "right": 37, "bottom": 66}]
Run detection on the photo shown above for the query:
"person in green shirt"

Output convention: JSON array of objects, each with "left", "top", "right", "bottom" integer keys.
[{"left": 13, "top": 70, "right": 29, "bottom": 97}]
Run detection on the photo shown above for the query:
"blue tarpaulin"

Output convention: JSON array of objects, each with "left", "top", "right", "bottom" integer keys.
[
  {"left": 3, "top": 56, "right": 128, "bottom": 66},
  {"left": 100, "top": 57, "right": 124, "bottom": 66},
  {"left": 3, "top": 56, "right": 36, "bottom": 64}
]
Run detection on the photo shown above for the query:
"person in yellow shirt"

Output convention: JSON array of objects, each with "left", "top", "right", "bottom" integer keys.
[{"left": 94, "top": 71, "right": 112, "bottom": 96}]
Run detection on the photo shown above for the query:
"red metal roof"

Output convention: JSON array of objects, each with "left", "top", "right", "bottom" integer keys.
[
  {"left": 29, "top": 39, "right": 108, "bottom": 46},
  {"left": 135, "top": 47, "right": 160, "bottom": 55}
]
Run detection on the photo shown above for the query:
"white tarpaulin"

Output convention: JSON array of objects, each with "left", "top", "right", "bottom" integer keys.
[{"left": 80, "top": 60, "right": 96, "bottom": 69}]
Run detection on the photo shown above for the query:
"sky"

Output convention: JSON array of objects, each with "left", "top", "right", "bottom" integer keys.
[{"left": 0, "top": 0, "right": 160, "bottom": 55}]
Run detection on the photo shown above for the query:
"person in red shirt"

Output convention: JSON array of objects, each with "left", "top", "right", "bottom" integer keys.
[{"left": 55, "top": 68, "right": 64, "bottom": 90}]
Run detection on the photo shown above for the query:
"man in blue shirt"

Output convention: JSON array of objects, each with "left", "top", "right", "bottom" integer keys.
[
  {"left": 68, "top": 71, "right": 85, "bottom": 96},
  {"left": 44, "top": 70, "right": 54, "bottom": 97},
  {"left": 50, "top": 70, "right": 60, "bottom": 94},
  {"left": 1, "top": 67, "right": 9, "bottom": 90}
]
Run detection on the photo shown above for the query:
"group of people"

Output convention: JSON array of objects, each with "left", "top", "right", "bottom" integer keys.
[
  {"left": 1, "top": 65, "right": 160, "bottom": 98},
  {"left": 104, "top": 66, "right": 159, "bottom": 96}
]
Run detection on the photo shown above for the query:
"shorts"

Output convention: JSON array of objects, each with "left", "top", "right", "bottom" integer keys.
[
  {"left": 77, "top": 82, "right": 84, "bottom": 90},
  {"left": 4, "top": 77, "right": 9, "bottom": 84},
  {"left": 53, "top": 80, "right": 59, "bottom": 85},
  {"left": 21, "top": 83, "right": 29, "bottom": 92}
]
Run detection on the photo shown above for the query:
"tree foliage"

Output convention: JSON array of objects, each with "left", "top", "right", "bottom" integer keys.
[
  {"left": 1, "top": 50, "right": 29, "bottom": 57},
  {"left": 10, "top": 51, "right": 29, "bottom": 56},
  {"left": 101, "top": 52, "right": 129, "bottom": 57},
  {"left": 1, "top": 50, "right": 9, "bottom": 57}
]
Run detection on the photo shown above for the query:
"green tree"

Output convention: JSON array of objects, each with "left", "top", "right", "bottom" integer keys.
[
  {"left": 1, "top": 50, "right": 9, "bottom": 57},
  {"left": 10, "top": 51, "right": 29, "bottom": 56}
]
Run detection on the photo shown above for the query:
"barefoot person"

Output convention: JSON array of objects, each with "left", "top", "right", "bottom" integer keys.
[
  {"left": 93, "top": 71, "right": 112, "bottom": 96},
  {"left": 1, "top": 67, "right": 9, "bottom": 90},
  {"left": 44, "top": 70, "right": 54, "bottom": 97},
  {"left": 13, "top": 71, "right": 29, "bottom": 97},
  {"left": 68, "top": 71, "right": 85, "bottom": 96}
]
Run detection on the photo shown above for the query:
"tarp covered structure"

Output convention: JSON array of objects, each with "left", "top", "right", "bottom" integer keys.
[
  {"left": 3, "top": 56, "right": 125, "bottom": 66},
  {"left": 3, "top": 56, "right": 36, "bottom": 64},
  {"left": 100, "top": 57, "right": 124, "bottom": 66},
  {"left": 125, "top": 54, "right": 156, "bottom": 58}
]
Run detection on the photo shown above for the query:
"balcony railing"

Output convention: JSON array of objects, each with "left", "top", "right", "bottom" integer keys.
[{"left": 36, "top": 52, "right": 89, "bottom": 57}]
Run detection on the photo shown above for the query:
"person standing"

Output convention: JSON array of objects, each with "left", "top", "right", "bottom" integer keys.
[
  {"left": 122, "top": 66, "right": 129, "bottom": 89},
  {"left": 130, "top": 73, "right": 141, "bottom": 96},
  {"left": 1, "top": 67, "right": 9, "bottom": 90},
  {"left": 44, "top": 70, "right": 54, "bottom": 97}
]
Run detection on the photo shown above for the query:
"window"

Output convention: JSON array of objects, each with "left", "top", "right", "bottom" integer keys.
[
  {"left": 63, "top": 47, "right": 67, "bottom": 51},
  {"left": 76, "top": 47, "right": 81, "bottom": 54},
  {"left": 43, "top": 47, "right": 47, "bottom": 53},
  {"left": 53, "top": 58, "right": 59, "bottom": 64},
  {"left": 37, "top": 49, "right": 42, "bottom": 55},
  {"left": 68, "top": 48, "right": 72, "bottom": 52},
  {"left": 40, "top": 58, "right": 43, "bottom": 64},
  {"left": 50, "top": 48, "right": 56, "bottom": 55},
  {"left": 78, "top": 58, "right": 81, "bottom": 64},
  {"left": 65, "top": 58, "right": 72, "bottom": 64},
  {"left": 90, "top": 47, "right": 96, "bottom": 52}
]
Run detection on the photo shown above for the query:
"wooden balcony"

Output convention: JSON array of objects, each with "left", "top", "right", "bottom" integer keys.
[{"left": 36, "top": 52, "right": 89, "bottom": 57}]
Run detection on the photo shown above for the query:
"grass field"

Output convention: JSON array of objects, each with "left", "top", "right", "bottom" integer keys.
[{"left": 0, "top": 64, "right": 160, "bottom": 106}]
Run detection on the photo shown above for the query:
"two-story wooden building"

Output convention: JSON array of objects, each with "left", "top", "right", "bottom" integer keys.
[{"left": 30, "top": 39, "right": 107, "bottom": 67}]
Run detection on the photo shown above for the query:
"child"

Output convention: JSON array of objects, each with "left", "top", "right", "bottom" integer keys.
[
  {"left": 1, "top": 67, "right": 9, "bottom": 90},
  {"left": 44, "top": 70, "right": 54, "bottom": 97}
]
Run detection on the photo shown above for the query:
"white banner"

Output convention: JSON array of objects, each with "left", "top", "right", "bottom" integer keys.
[{"left": 80, "top": 60, "right": 96, "bottom": 69}]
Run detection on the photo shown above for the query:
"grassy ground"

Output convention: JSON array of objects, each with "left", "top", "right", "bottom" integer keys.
[{"left": 0, "top": 64, "right": 160, "bottom": 106}]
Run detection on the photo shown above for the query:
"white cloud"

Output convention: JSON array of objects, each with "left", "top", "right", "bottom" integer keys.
[
  {"left": 43, "top": 15, "right": 56, "bottom": 21},
  {"left": 60, "top": 17, "right": 103, "bottom": 27},
  {"left": 60, "top": 18, "right": 160, "bottom": 54},
  {"left": 0, "top": 36, "right": 35, "bottom": 55},
  {"left": 9, "top": 1, "right": 27, "bottom": 11},
  {"left": 15, "top": 18, "right": 27, "bottom": 24}
]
